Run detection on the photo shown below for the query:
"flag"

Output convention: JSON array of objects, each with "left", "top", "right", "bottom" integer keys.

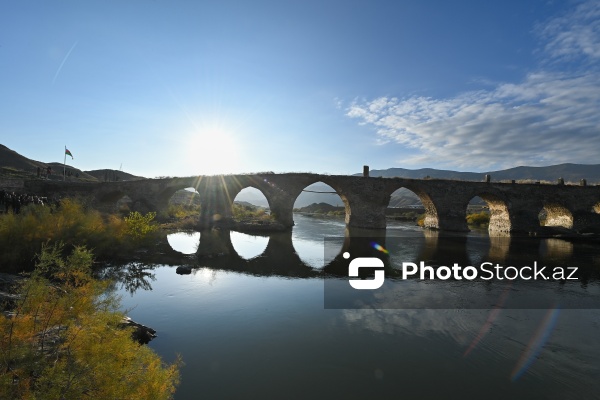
[{"left": 65, "top": 148, "right": 73, "bottom": 159}]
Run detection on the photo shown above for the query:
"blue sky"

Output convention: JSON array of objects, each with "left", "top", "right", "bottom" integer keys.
[{"left": 1, "top": 0, "right": 599, "bottom": 177}]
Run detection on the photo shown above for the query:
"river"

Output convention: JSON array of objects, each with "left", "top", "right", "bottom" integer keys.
[{"left": 104, "top": 214, "right": 600, "bottom": 399}]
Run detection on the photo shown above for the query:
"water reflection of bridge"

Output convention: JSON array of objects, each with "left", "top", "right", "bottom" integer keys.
[{"left": 143, "top": 228, "right": 599, "bottom": 284}]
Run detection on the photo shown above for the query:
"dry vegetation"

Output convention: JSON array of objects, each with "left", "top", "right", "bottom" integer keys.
[
  {"left": 0, "top": 244, "right": 181, "bottom": 399},
  {"left": 0, "top": 199, "right": 159, "bottom": 271}
]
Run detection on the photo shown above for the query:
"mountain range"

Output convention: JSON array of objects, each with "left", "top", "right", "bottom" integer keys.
[{"left": 360, "top": 164, "right": 600, "bottom": 183}]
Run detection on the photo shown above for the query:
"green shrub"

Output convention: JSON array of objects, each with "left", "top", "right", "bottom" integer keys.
[
  {"left": 466, "top": 212, "right": 490, "bottom": 227},
  {"left": 124, "top": 211, "right": 159, "bottom": 241}
]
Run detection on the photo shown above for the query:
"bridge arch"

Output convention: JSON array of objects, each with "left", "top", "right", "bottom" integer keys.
[
  {"left": 231, "top": 186, "right": 273, "bottom": 224},
  {"left": 386, "top": 187, "right": 428, "bottom": 227},
  {"left": 386, "top": 184, "right": 439, "bottom": 229},
  {"left": 293, "top": 180, "right": 350, "bottom": 220},
  {"left": 539, "top": 202, "right": 573, "bottom": 229},
  {"left": 465, "top": 192, "right": 512, "bottom": 233},
  {"left": 95, "top": 189, "right": 129, "bottom": 213}
]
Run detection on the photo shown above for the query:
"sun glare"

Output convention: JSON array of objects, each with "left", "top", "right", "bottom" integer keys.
[{"left": 182, "top": 124, "right": 241, "bottom": 175}]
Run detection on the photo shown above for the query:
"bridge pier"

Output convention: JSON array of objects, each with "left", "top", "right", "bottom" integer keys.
[
  {"left": 508, "top": 209, "right": 542, "bottom": 235},
  {"left": 342, "top": 180, "right": 390, "bottom": 229},
  {"left": 572, "top": 211, "right": 600, "bottom": 233},
  {"left": 198, "top": 190, "right": 234, "bottom": 228},
  {"left": 431, "top": 205, "right": 469, "bottom": 232},
  {"left": 196, "top": 228, "right": 234, "bottom": 257},
  {"left": 265, "top": 192, "right": 295, "bottom": 228}
]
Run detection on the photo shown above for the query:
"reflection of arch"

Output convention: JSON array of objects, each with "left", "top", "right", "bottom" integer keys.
[
  {"left": 167, "top": 231, "right": 201, "bottom": 255},
  {"left": 322, "top": 227, "right": 390, "bottom": 275},
  {"left": 468, "top": 193, "right": 511, "bottom": 234},
  {"left": 230, "top": 231, "right": 269, "bottom": 260},
  {"left": 541, "top": 238, "right": 573, "bottom": 260},
  {"left": 541, "top": 203, "right": 573, "bottom": 229},
  {"left": 197, "top": 230, "right": 317, "bottom": 278},
  {"left": 416, "top": 231, "right": 472, "bottom": 267}
]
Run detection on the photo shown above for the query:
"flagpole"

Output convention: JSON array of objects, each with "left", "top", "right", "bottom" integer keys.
[{"left": 63, "top": 146, "right": 66, "bottom": 181}]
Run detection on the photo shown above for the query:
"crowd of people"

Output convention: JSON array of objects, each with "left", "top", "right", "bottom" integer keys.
[{"left": 0, "top": 190, "right": 50, "bottom": 214}]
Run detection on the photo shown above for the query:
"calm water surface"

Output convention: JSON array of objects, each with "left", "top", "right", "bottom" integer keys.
[{"left": 108, "top": 215, "right": 600, "bottom": 400}]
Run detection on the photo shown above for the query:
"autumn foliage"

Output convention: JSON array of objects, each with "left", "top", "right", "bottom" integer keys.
[
  {"left": 0, "top": 199, "right": 159, "bottom": 270},
  {"left": 0, "top": 244, "right": 181, "bottom": 399}
]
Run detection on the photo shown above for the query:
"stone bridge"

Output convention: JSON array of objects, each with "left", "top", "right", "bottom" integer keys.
[{"left": 20, "top": 173, "right": 600, "bottom": 234}]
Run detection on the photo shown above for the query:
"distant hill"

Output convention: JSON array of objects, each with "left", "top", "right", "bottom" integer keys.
[
  {"left": 362, "top": 163, "right": 600, "bottom": 183},
  {"left": 234, "top": 200, "right": 265, "bottom": 209},
  {"left": 0, "top": 144, "right": 143, "bottom": 182},
  {"left": 46, "top": 163, "right": 98, "bottom": 182},
  {"left": 0, "top": 144, "right": 47, "bottom": 172},
  {"left": 295, "top": 202, "right": 340, "bottom": 213},
  {"left": 85, "top": 169, "right": 145, "bottom": 182}
]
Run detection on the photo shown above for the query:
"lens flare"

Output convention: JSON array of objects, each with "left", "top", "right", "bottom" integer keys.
[
  {"left": 464, "top": 284, "right": 512, "bottom": 357},
  {"left": 511, "top": 308, "right": 561, "bottom": 381},
  {"left": 371, "top": 242, "right": 389, "bottom": 254}
]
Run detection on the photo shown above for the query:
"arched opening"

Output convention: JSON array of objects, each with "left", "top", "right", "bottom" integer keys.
[
  {"left": 97, "top": 190, "right": 129, "bottom": 214},
  {"left": 116, "top": 195, "right": 133, "bottom": 213},
  {"left": 292, "top": 182, "right": 346, "bottom": 268},
  {"left": 231, "top": 187, "right": 272, "bottom": 224},
  {"left": 386, "top": 187, "right": 427, "bottom": 231},
  {"left": 465, "top": 196, "right": 490, "bottom": 230},
  {"left": 539, "top": 203, "right": 573, "bottom": 229},
  {"left": 165, "top": 187, "right": 201, "bottom": 222},
  {"left": 466, "top": 194, "right": 511, "bottom": 234}
]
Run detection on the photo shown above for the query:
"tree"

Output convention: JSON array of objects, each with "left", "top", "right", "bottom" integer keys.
[{"left": 0, "top": 243, "right": 181, "bottom": 399}]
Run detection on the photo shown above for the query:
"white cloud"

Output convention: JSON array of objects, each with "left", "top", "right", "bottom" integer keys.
[
  {"left": 346, "top": 1, "right": 600, "bottom": 170},
  {"left": 538, "top": 0, "right": 600, "bottom": 62}
]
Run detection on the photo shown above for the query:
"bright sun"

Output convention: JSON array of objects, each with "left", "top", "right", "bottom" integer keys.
[{"left": 182, "top": 124, "right": 241, "bottom": 175}]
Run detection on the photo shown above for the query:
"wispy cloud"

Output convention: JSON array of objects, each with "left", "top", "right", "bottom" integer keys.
[
  {"left": 538, "top": 0, "right": 600, "bottom": 63},
  {"left": 345, "top": 1, "right": 600, "bottom": 170},
  {"left": 52, "top": 41, "right": 79, "bottom": 86}
]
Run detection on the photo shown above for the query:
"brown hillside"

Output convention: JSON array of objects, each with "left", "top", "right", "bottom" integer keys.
[
  {"left": 0, "top": 144, "right": 47, "bottom": 171},
  {"left": 85, "top": 169, "right": 145, "bottom": 182}
]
